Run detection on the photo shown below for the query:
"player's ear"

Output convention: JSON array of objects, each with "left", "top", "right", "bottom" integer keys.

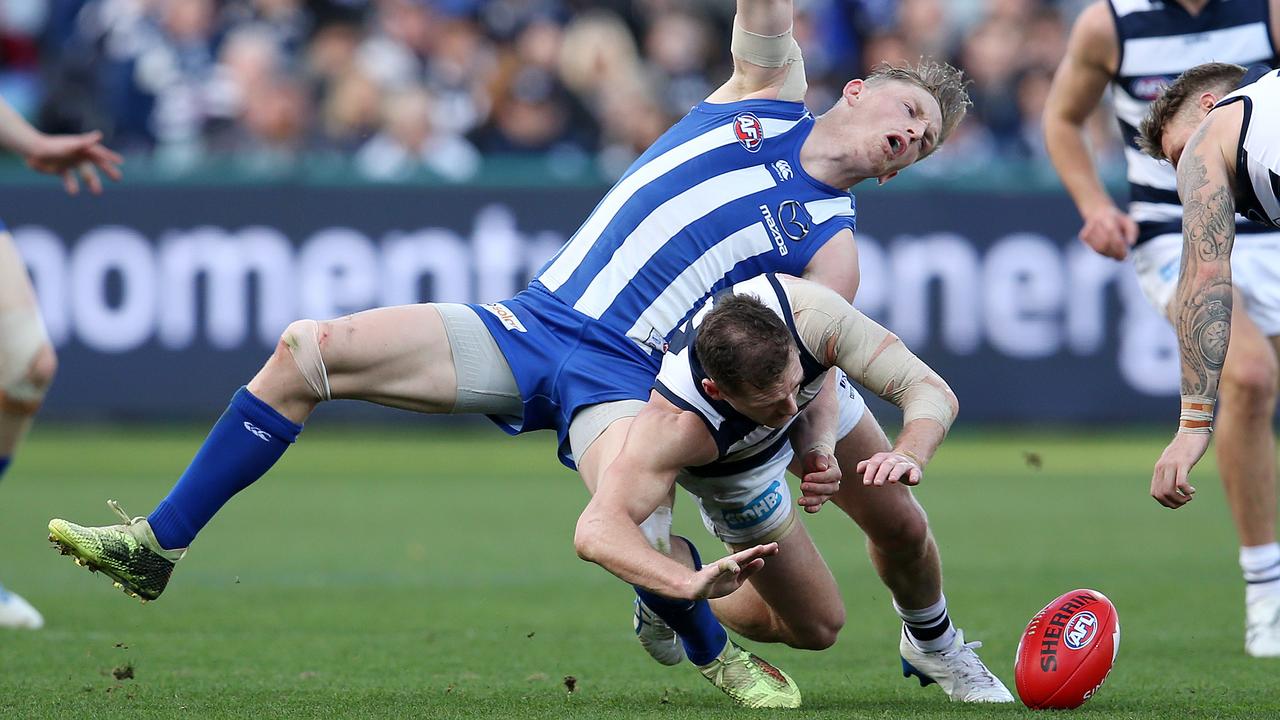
[
  {"left": 842, "top": 79, "right": 866, "bottom": 104},
  {"left": 1198, "top": 90, "right": 1219, "bottom": 113},
  {"left": 701, "top": 378, "right": 723, "bottom": 400},
  {"left": 877, "top": 170, "right": 899, "bottom": 186}
]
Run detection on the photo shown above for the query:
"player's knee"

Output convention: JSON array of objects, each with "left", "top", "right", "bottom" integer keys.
[
  {"left": 868, "top": 506, "right": 931, "bottom": 557},
  {"left": 0, "top": 314, "right": 54, "bottom": 415},
  {"left": 790, "top": 609, "right": 845, "bottom": 650},
  {"left": 26, "top": 343, "right": 57, "bottom": 391},
  {"left": 278, "top": 318, "right": 332, "bottom": 401},
  {"left": 1221, "top": 356, "right": 1278, "bottom": 406}
]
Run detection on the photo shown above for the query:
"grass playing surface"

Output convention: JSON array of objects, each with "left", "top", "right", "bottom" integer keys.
[{"left": 1, "top": 424, "right": 1276, "bottom": 719}]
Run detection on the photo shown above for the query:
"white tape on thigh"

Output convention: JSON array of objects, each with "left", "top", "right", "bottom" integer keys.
[
  {"left": 284, "top": 319, "right": 332, "bottom": 401},
  {"left": 0, "top": 308, "right": 49, "bottom": 411},
  {"left": 639, "top": 505, "right": 674, "bottom": 555}
]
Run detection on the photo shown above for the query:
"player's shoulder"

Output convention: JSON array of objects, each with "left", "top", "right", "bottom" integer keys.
[
  {"left": 690, "top": 95, "right": 811, "bottom": 122},
  {"left": 1066, "top": 2, "right": 1120, "bottom": 64}
]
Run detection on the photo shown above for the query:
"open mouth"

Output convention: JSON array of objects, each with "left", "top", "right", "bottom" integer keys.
[{"left": 886, "top": 134, "right": 906, "bottom": 158}]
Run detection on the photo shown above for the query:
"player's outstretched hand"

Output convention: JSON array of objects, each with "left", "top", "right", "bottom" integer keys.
[
  {"left": 857, "top": 451, "right": 922, "bottom": 487},
  {"left": 1151, "top": 432, "right": 1208, "bottom": 509},
  {"left": 797, "top": 445, "right": 840, "bottom": 514},
  {"left": 23, "top": 130, "right": 123, "bottom": 195},
  {"left": 687, "top": 543, "right": 779, "bottom": 600},
  {"left": 1079, "top": 205, "right": 1138, "bottom": 261}
]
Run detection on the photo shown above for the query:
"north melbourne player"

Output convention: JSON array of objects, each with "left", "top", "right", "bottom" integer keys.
[
  {"left": 574, "top": 274, "right": 1013, "bottom": 705},
  {"left": 48, "top": 0, "right": 967, "bottom": 704},
  {"left": 1142, "top": 63, "right": 1280, "bottom": 656}
]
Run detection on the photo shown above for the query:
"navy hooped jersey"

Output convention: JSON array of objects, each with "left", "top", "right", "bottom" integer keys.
[
  {"left": 653, "top": 274, "right": 829, "bottom": 478},
  {"left": 1108, "top": 0, "right": 1278, "bottom": 244},
  {"left": 533, "top": 99, "right": 857, "bottom": 354},
  {"left": 1218, "top": 67, "right": 1280, "bottom": 230}
]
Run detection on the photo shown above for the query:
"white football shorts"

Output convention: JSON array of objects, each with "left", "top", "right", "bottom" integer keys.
[{"left": 1132, "top": 231, "right": 1280, "bottom": 336}]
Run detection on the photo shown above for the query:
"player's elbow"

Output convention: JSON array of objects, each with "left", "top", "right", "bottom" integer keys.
[
  {"left": 573, "top": 510, "right": 605, "bottom": 563},
  {"left": 942, "top": 381, "right": 959, "bottom": 421},
  {"left": 1041, "top": 108, "right": 1086, "bottom": 152}
]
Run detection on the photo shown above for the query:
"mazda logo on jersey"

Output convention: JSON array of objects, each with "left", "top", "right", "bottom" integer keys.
[
  {"left": 734, "top": 113, "right": 765, "bottom": 152},
  {"left": 779, "top": 199, "right": 811, "bottom": 240}
]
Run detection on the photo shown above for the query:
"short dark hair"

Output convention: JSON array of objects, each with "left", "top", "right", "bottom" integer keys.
[
  {"left": 695, "top": 294, "right": 794, "bottom": 394},
  {"left": 1139, "top": 62, "right": 1246, "bottom": 161}
]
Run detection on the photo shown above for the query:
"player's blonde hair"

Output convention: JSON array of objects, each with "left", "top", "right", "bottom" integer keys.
[
  {"left": 866, "top": 59, "right": 971, "bottom": 154},
  {"left": 1139, "top": 62, "right": 1246, "bottom": 162}
]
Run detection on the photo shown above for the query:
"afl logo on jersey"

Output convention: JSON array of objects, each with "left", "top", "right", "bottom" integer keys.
[
  {"left": 1131, "top": 76, "right": 1172, "bottom": 101},
  {"left": 734, "top": 113, "right": 765, "bottom": 152}
]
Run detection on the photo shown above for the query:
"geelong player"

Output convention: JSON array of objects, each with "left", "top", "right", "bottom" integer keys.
[
  {"left": 0, "top": 97, "right": 121, "bottom": 629},
  {"left": 1044, "top": 0, "right": 1280, "bottom": 658},
  {"left": 1143, "top": 63, "right": 1280, "bottom": 656},
  {"left": 575, "top": 274, "right": 1013, "bottom": 705},
  {"left": 48, "top": 1, "right": 968, "bottom": 704}
]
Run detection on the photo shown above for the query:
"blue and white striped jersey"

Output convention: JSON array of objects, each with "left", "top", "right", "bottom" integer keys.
[
  {"left": 1108, "top": 0, "right": 1278, "bottom": 244},
  {"left": 1219, "top": 67, "right": 1280, "bottom": 229},
  {"left": 654, "top": 274, "right": 829, "bottom": 478},
  {"left": 533, "top": 99, "right": 857, "bottom": 353}
]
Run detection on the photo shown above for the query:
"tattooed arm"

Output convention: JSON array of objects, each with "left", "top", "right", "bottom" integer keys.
[
  {"left": 1173, "top": 121, "right": 1238, "bottom": 403},
  {"left": 1151, "top": 111, "right": 1240, "bottom": 509}
]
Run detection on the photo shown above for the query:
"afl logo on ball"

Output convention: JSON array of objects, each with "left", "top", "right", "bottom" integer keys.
[
  {"left": 1064, "top": 611, "right": 1098, "bottom": 650},
  {"left": 734, "top": 113, "right": 765, "bottom": 152}
]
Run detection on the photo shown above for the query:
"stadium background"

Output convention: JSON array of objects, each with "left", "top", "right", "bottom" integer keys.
[
  {"left": 5, "top": 2, "right": 1277, "bottom": 719},
  {"left": 4, "top": 0, "right": 1167, "bottom": 423}
]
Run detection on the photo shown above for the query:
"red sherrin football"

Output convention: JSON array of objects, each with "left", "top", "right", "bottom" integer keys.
[{"left": 1014, "top": 589, "right": 1120, "bottom": 710}]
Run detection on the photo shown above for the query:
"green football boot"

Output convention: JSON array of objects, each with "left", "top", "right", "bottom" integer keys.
[
  {"left": 698, "top": 641, "right": 802, "bottom": 709},
  {"left": 48, "top": 500, "right": 186, "bottom": 602}
]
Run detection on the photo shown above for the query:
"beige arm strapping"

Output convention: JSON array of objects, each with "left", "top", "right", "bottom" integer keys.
[
  {"left": 787, "top": 279, "right": 957, "bottom": 432},
  {"left": 730, "top": 17, "right": 807, "bottom": 102}
]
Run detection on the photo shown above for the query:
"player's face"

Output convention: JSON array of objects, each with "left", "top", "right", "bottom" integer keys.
[
  {"left": 1163, "top": 119, "right": 1195, "bottom": 169},
  {"left": 718, "top": 352, "right": 805, "bottom": 428},
  {"left": 1164, "top": 118, "right": 1217, "bottom": 169},
  {"left": 1164, "top": 95, "right": 1219, "bottom": 168},
  {"left": 844, "top": 79, "right": 942, "bottom": 181}
]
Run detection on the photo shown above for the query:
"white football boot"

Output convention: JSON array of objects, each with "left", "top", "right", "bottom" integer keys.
[
  {"left": 1245, "top": 594, "right": 1280, "bottom": 657},
  {"left": 0, "top": 583, "right": 43, "bottom": 629},
  {"left": 900, "top": 627, "right": 1014, "bottom": 702},
  {"left": 634, "top": 597, "right": 685, "bottom": 665}
]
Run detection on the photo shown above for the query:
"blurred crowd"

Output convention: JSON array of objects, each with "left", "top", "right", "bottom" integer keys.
[{"left": 0, "top": 0, "right": 1122, "bottom": 181}]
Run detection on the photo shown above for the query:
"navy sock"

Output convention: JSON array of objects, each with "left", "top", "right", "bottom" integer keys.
[
  {"left": 634, "top": 536, "right": 727, "bottom": 666},
  {"left": 0, "top": 456, "right": 9, "bottom": 481},
  {"left": 148, "top": 387, "right": 301, "bottom": 549}
]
